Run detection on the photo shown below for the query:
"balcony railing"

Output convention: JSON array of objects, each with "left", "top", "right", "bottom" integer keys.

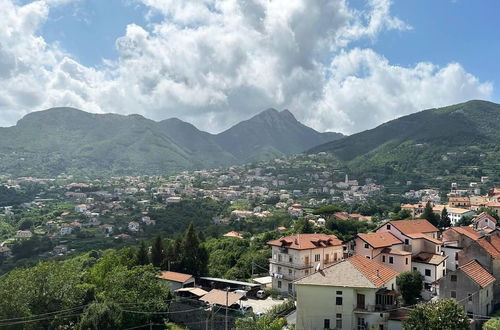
[
  {"left": 353, "top": 304, "right": 397, "bottom": 313},
  {"left": 269, "top": 259, "right": 313, "bottom": 269}
]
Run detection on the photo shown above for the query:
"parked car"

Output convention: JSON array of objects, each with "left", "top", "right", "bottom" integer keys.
[{"left": 256, "top": 290, "right": 267, "bottom": 299}]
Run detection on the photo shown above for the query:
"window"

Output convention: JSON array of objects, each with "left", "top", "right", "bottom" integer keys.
[
  {"left": 364, "top": 243, "right": 369, "bottom": 249},
  {"left": 437, "top": 246, "right": 440, "bottom": 253},
  {"left": 451, "top": 291, "right": 456, "bottom": 298},
  {"left": 336, "top": 314, "right": 342, "bottom": 329},
  {"left": 379, "top": 325, "right": 384, "bottom": 330},
  {"left": 336, "top": 297, "right": 343, "bottom": 305},
  {"left": 315, "top": 254, "right": 321, "bottom": 262},
  {"left": 404, "top": 239, "right": 409, "bottom": 245},
  {"left": 405, "top": 257, "right": 409, "bottom": 265},
  {"left": 413, "top": 267, "right": 417, "bottom": 271},
  {"left": 336, "top": 291, "right": 342, "bottom": 295},
  {"left": 324, "top": 319, "right": 330, "bottom": 329},
  {"left": 278, "top": 266, "right": 282, "bottom": 273},
  {"left": 386, "top": 224, "right": 391, "bottom": 230},
  {"left": 455, "top": 252, "right": 458, "bottom": 260},
  {"left": 468, "top": 293, "right": 472, "bottom": 302},
  {"left": 289, "top": 256, "right": 293, "bottom": 263},
  {"left": 305, "top": 270, "right": 309, "bottom": 275},
  {"left": 487, "top": 290, "right": 489, "bottom": 297},
  {"left": 366, "top": 256, "right": 371, "bottom": 259},
  {"left": 451, "top": 275, "right": 457, "bottom": 282},
  {"left": 443, "top": 269, "right": 446, "bottom": 277},
  {"left": 389, "top": 256, "right": 394, "bottom": 264},
  {"left": 325, "top": 254, "right": 329, "bottom": 263},
  {"left": 382, "top": 255, "right": 386, "bottom": 262},
  {"left": 277, "top": 281, "right": 282, "bottom": 289},
  {"left": 334, "top": 252, "right": 338, "bottom": 261},
  {"left": 288, "top": 283, "right": 293, "bottom": 292},
  {"left": 288, "top": 269, "right": 292, "bottom": 275},
  {"left": 425, "top": 269, "right": 431, "bottom": 276}
]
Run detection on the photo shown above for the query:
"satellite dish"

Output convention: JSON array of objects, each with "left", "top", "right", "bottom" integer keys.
[{"left": 315, "top": 263, "right": 321, "bottom": 272}]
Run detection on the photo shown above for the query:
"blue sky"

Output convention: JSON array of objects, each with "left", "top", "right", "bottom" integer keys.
[{"left": 0, "top": 0, "right": 497, "bottom": 133}]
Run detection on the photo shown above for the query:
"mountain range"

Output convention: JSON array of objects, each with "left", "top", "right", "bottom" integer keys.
[
  {"left": 0, "top": 107, "right": 343, "bottom": 176},
  {"left": 309, "top": 100, "right": 500, "bottom": 186}
]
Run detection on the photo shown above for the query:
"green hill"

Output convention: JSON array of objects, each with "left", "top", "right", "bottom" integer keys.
[
  {"left": 309, "top": 100, "right": 500, "bottom": 187},
  {"left": 0, "top": 107, "right": 342, "bottom": 177}
]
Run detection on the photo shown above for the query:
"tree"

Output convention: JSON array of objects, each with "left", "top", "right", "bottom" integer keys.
[
  {"left": 135, "top": 240, "right": 149, "bottom": 266},
  {"left": 296, "top": 218, "right": 314, "bottom": 234},
  {"left": 404, "top": 298, "right": 470, "bottom": 330},
  {"left": 396, "top": 271, "right": 423, "bottom": 305},
  {"left": 177, "top": 223, "right": 208, "bottom": 276},
  {"left": 483, "top": 317, "right": 500, "bottom": 330},
  {"left": 420, "top": 201, "right": 439, "bottom": 227},
  {"left": 439, "top": 207, "right": 451, "bottom": 229},
  {"left": 151, "top": 234, "right": 166, "bottom": 268},
  {"left": 77, "top": 302, "right": 123, "bottom": 330}
]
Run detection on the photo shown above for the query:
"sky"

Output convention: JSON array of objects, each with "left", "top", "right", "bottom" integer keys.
[{"left": 0, "top": 0, "right": 498, "bottom": 134}]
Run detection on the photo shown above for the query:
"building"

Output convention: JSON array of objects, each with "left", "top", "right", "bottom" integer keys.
[
  {"left": 448, "top": 197, "right": 470, "bottom": 208},
  {"left": 411, "top": 252, "right": 448, "bottom": 299},
  {"left": 472, "top": 212, "right": 497, "bottom": 231},
  {"left": 348, "top": 232, "right": 411, "bottom": 273},
  {"left": 60, "top": 225, "right": 73, "bottom": 236},
  {"left": 267, "top": 233, "right": 343, "bottom": 295},
  {"left": 295, "top": 255, "right": 399, "bottom": 330},
  {"left": 401, "top": 203, "right": 426, "bottom": 217},
  {"left": 442, "top": 226, "right": 481, "bottom": 248},
  {"left": 128, "top": 221, "right": 140, "bottom": 232},
  {"left": 223, "top": 231, "right": 243, "bottom": 239},
  {"left": 157, "top": 271, "right": 195, "bottom": 291},
  {"left": 439, "top": 260, "right": 495, "bottom": 329},
  {"left": 15, "top": 230, "right": 32, "bottom": 239},
  {"left": 432, "top": 205, "right": 475, "bottom": 226}
]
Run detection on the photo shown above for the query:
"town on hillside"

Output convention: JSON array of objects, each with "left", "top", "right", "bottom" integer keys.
[{"left": 1, "top": 161, "right": 500, "bottom": 329}]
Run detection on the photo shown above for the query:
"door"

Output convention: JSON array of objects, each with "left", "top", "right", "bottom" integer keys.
[{"left": 357, "top": 293, "right": 365, "bottom": 309}]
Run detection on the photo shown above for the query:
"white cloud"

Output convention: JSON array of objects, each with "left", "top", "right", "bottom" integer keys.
[{"left": 0, "top": 0, "right": 493, "bottom": 133}]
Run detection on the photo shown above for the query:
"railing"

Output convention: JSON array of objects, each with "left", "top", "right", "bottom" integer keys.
[
  {"left": 269, "top": 259, "right": 313, "bottom": 269},
  {"left": 353, "top": 304, "right": 396, "bottom": 312}
]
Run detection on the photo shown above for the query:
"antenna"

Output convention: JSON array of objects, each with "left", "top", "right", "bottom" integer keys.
[{"left": 315, "top": 263, "right": 321, "bottom": 272}]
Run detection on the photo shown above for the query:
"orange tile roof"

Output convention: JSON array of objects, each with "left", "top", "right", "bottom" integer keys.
[
  {"left": 459, "top": 260, "right": 495, "bottom": 288},
  {"left": 473, "top": 212, "right": 497, "bottom": 224},
  {"left": 406, "top": 232, "right": 442, "bottom": 244},
  {"left": 157, "top": 271, "right": 193, "bottom": 283},
  {"left": 380, "top": 248, "right": 411, "bottom": 256},
  {"left": 348, "top": 255, "right": 399, "bottom": 287},
  {"left": 358, "top": 232, "right": 402, "bottom": 248},
  {"left": 450, "top": 226, "right": 481, "bottom": 241},
  {"left": 389, "top": 219, "right": 439, "bottom": 234},
  {"left": 267, "top": 233, "right": 343, "bottom": 250},
  {"left": 486, "top": 202, "right": 500, "bottom": 208},
  {"left": 477, "top": 237, "right": 500, "bottom": 258}
]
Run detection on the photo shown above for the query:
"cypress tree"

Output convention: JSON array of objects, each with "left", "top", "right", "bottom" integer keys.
[
  {"left": 151, "top": 234, "right": 166, "bottom": 268},
  {"left": 440, "top": 207, "right": 451, "bottom": 228},
  {"left": 135, "top": 240, "right": 149, "bottom": 266}
]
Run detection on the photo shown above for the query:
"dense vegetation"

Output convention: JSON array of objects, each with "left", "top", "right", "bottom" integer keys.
[
  {"left": 0, "top": 107, "right": 341, "bottom": 177},
  {"left": 310, "top": 100, "right": 500, "bottom": 189}
]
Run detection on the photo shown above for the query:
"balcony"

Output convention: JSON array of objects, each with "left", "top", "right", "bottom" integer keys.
[{"left": 269, "top": 258, "right": 312, "bottom": 270}]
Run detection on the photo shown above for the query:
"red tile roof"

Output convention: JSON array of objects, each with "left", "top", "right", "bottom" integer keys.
[
  {"left": 459, "top": 260, "right": 495, "bottom": 288},
  {"left": 449, "top": 226, "right": 481, "bottom": 241},
  {"left": 267, "top": 233, "right": 343, "bottom": 250},
  {"left": 157, "top": 271, "right": 193, "bottom": 283},
  {"left": 477, "top": 237, "right": 500, "bottom": 258},
  {"left": 412, "top": 252, "right": 447, "bottom": 265},
  {"left": 358, "top": 232, "right": 402, "bottom": 248},
  {"left": 348, "top": 255, "right": 399, "bottom": 287},
  {"left": 473, "top": 212, "right": 497, "bottom": 224},
  {"left": 389, "top": 219, "right": 439, "bottom": 234}
]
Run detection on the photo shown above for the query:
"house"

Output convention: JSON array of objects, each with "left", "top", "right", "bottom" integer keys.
[
  {"left": 52, "top": 244, "right": 68, "bottom": 255},
  {"left": 485, "top": 202, "right": 500, "bottom": 217},
  {"left": 165, "top": 196, "right": 181, "bottom": 204},
  {"left": 288, "top": 204, "right": 304, "bottom": 217},
  {"left": 60, "top": 225, "right": 73, "bottom": 236},
  {"left": 295, "top": 255, "right": 399, "bottom": 330},
  {"left": 448, "top": 197, "right": 470, "bottom": 208},
  {"left": 411, "top": 252, "right": 448, "bottom": 299},
  {"left": 442, "top": 226, "right": 481, "bottom": 248},
  {"left": 472, "top": 212, "right": 497, "bottom": 231},
  {"left": 267, "top": 233, "right": 344, "bottom": 295},
  {"left": 128, "top": 221, "right": 140, "bottom": 232},
  {"left": 15, "top": 230, "right": 32, "bottom": 239},
  {"left": 0, "top": 246, "right": 12, "bottom": 257},
  {"left": 432, "top": 205, "right": 475, "bottom": 226},
  {"left": 223, "top": 231, "right": 243, "bottom": 239},
  {"left": 349, "top": 232, "right": 411, "bottom": 273},
  {"left": 439, "top": 260, "right": 495, "bottom": 329},
  {"left": 157, "top": 271, "right": 195, "bottom": 291},
  {"left": 74, "top": 204, "right": 88, "bottom": 213},
  {"left": 458, "top": 234, "right": 500, "bottom": 306},
  {"left": 401, "top": 203, "right": 426, "bottom": 217}
]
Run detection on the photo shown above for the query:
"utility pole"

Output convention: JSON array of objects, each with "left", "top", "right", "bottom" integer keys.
[{"left": 225, "top": 287, "right": 229, "bottom": 330}]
